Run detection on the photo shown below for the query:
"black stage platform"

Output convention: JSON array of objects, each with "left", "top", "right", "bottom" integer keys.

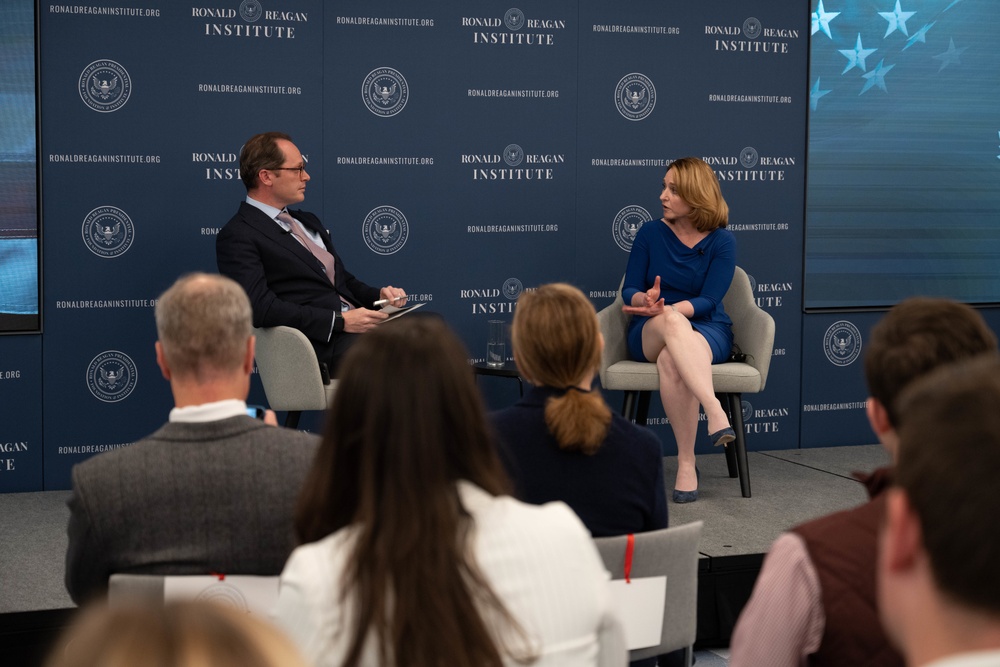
[{"left": 0, "top": 445, "right": 888, "bottom": 665}]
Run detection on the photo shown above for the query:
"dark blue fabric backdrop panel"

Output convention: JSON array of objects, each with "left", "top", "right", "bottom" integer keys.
[
  {"left": 38, "top": 1, "right": 325, "bottom": 489},
  {"left": 0, "top": 336, "right": 42, "bottom": 492},
  {"left": 800, "top": 312, "right": 877, "bottom": 448},
  {"left": 576, "top": 1, "right": 807, "bottom": 452},
  {"left": 18, "top": 0, "right": 815, "bottom": 493},
  {"left": 325, "top": 2, "right": 579, "bottom": 374}
]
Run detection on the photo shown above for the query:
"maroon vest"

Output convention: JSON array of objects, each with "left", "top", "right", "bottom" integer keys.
[{"left": 792, "top": 468, "right": 904, "bottom": 667}]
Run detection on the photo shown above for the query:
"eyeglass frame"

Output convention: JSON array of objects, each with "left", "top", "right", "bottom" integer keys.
[{"left": 266, "top": 164, "right": 308, "bottom": 177}]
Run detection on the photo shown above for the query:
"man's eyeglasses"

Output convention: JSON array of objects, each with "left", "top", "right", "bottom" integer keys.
[{"left": 269, "top": 165, "right": 307, "bottom": 176}]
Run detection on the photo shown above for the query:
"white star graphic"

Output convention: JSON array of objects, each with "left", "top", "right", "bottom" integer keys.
[
  {"left": 879, "top": 0, "right": 916, "bottom": 37},
  {"left": 811, "top": 0, "right": 840, "bottom": 39},
  {"left": 810, "top": 78, "right": 832, "bottom": 111},
  {"left": 903, "top": 22, "right": 934, "bottom": 51},
  {"left": 932, "top": 37, "right": 968, "bottom": 71},
  {"left": 839, "top": 34, "right": 877, "bottom": 74},
  {"left": 860, "top": 59, "right": 895, "bottom": 95}
]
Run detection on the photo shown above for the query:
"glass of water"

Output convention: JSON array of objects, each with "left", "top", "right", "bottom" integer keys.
[{"left": 487, "top": 319, "right": 505, "bottom": 367}]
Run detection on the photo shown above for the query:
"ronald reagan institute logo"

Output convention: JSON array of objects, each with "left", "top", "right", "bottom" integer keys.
[
  {"left": 86, "top": 350, "right": 138, "bottom": 402},
  {"left": 363, "top": 67, "right": 409, "bottom": 117},
  {"left": 82, "top": 206, "right": 135, "bottom": 258},
  {"left": 823, "top": 320, "right": 862, "bottom": 367},
  {"left": 615, "top": 72, "right": 656, "bottom": 121},
  {"left": 78, "top": 60, "right": 132, "bottom": 113},
  {"left": 612, "top": 205, "right": 650, "bottom": 252},
  {"left": 362, "top": 205, "right": 409, "bottom": 255}
]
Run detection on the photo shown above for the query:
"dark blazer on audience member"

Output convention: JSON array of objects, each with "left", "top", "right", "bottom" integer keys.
[
  {"left": 64, "top": 416, "right": 318, "bottom": 604},
  {"left": 491, "top": 385, "right": 668, "bottom": 537},
  {"left": 216, "top": 202, "right": 381, "bottom": 369}
]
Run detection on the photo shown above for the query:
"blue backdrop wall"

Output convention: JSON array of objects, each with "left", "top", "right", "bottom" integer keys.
[{"left": 1, "top": 0, "right": 851, "bottom": 492}]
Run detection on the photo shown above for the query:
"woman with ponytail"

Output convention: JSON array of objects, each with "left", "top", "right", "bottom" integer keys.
[{"left": 492, "top": 283, "right": 667, "bottom": 538}]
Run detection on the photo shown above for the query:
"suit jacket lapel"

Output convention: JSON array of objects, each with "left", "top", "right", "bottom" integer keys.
[{"left": 239, "top": 203, "right": 328, "bottom": 281}]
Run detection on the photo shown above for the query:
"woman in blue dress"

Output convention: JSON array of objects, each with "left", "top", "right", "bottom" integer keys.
[{"left": 621, "top": 157, "right": 736, "bottom": 503}]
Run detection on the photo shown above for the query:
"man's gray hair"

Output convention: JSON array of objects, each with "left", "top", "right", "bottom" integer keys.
[{"left": 154, "top": 273, "right": 252, "bottom": 379}]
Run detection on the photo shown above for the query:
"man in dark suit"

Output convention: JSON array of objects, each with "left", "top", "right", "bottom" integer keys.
[
  {"left": 216, "top": 131, "right": 406, "bottom": 374},
  {"left": 64, "top": 273, "right": 319, "bottom": 604}
]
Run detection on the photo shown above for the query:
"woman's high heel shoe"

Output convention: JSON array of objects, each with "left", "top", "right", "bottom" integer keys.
[
  {"left": 710, "top": 427, "right": 736, "bottom": 447},
  {"left": 672, "top": 467, "right": 700, "bottom": 504}
]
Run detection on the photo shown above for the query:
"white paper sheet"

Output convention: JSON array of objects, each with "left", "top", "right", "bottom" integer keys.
[
  {"left": 607, "top": 575, "right": 667, "bottom": 650},
  {"left": 163, "top": 575, "right": 280, "bottom": 617}
]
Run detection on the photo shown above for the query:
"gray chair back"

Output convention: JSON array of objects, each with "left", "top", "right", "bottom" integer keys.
[
  {"left": 252, "top": 326, "right": 336, "bottom": 427},
  {"left": 108, "top": 573, "right": 279, "bottom": 616},
  {"left": 594, "top": 521, "right": 703, "bottom": 665}
]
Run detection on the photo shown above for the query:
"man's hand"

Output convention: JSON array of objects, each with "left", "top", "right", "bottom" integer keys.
[
  {"left": 263, "top": 409, "right": 279, "bottom": 426},
  {"left": 379, "top": 285, "right": 408, "bottom": 307},
  {"left": 343, "top": 307, "right": 389, "bottom": 333}
]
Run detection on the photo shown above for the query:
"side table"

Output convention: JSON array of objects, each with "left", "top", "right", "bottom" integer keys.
[{"left": 471, "top": 361, "right": 523, "bottom": 397}]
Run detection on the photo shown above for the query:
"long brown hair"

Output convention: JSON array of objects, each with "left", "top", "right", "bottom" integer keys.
[
  {"left": 512, "top": 283, "right": 611, "bottom": 454},
  {"left": 295, "top": 315, "right": 531, "bottom": 667}
]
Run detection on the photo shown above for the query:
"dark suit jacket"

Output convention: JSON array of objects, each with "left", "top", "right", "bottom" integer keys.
[
  {"left": 64, "top": 416, "right": 319, "bottom": 604},
  {"left": 491, "top": 385, "right": 668, "bottom": 538},
  {"left": 216, "top": 202, "right": 381, "bottom": 367}
]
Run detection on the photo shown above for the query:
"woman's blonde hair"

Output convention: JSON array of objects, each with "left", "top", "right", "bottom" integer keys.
[
  {"left": 511, "top": 283, "right": 611, "bottom": 454},
  {"left": 668, "top": 157, "right": 729, "bottom": 232},
  {"left": 46, "top": 600, "right": 310, "bottom": 667}
]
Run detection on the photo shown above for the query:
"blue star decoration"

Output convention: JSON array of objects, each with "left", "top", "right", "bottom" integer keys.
[
  {"left": 933, "top": 38, "right": 968, "bottom": 71},
  {"left": 860, "top": 59, "right": 895, "bottom": 95},
  {"left": 839, "top": 34, "right": 877, "bottom": 74},
  {"left": 902, "top": 22, "right": 934, "bottom": 51},
  {"left": 879, "top": 0, "right": 916, "bottom": 38},
  {"left": 811, "top": 0, "right": 839, "bottom": 39},
  {"left": 810, "top": 78, "right": 832, "bottom": 111}
]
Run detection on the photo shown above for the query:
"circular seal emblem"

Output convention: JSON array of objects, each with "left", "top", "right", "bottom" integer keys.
[
  {"left": 741, "top": 400, "right": 753, "bottom": 423},
  {"left": 746, "top": 273, "right": 757, "bottom": 293},
  {"left": 362, "top": 205, "right": 409, "bottom": 256},
  {"left": 740, "top": 146, "right": 759, "bottom": 169},
  {"left": 239, "top": 0, "right": 262, "bottom": 22},
  {"left": 504, "top": 8, "right": 525, "bottom": 31},
  {"left": 86, "top": 350, "right": 138, "bottom": 403},
  {"left": 78, "top": 59, "right": 132, "bottom": 113},
  {"left": 82, "top": 206, "right": 135, "bottom": 258},
  {"left": 614, "top": 73, "right": 656, "bottom": 122},
  {"left": 503, "top": 144, "right": 524, "bottom": 167},
  {"left": 363, "top": 67, "right": 409, "bottom": 117},
  {"left": 612, "top": 205, "right": 650, "bottom": 252},
  {"left": 196, "top": 582, "right": 250, "bottom": 612},
  {"left": 502, "top": 278, "right": 523, "bottom": 300},
  {"left": 743, "top": 17, "right": 762, "bottom": 39},
  {"left": 823, "top": 320, "right": 863, "bottom": 367}
]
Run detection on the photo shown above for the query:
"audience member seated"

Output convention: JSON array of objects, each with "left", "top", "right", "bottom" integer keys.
[
  {"left": 492, "top": 282, "right": 667, "bottom": 536},
  {"left": 273, "top": 315, "right": 627, "bottom": 667},
  {"left": 492, "top": 282, "right": 673, "bottom": 667},
  {"left": 45, "top": 600, "right": 310, "bottom": 667},
  {"left": 877, "top": 356, "right": 1000, "bottom": 667},
  {"left": 64, "top": 273, "right": 319, "bottom": 604},
  {"left": 730, "top": 298, "right": 997, "bottom": 667}
]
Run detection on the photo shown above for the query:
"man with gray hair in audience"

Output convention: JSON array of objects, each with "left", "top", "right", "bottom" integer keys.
[
  {"left": 64, "top": 272, "right": 318, "bottom": 604},
  {"left": 878, "top": 355, "right": 1000, "bottom": 667}
]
